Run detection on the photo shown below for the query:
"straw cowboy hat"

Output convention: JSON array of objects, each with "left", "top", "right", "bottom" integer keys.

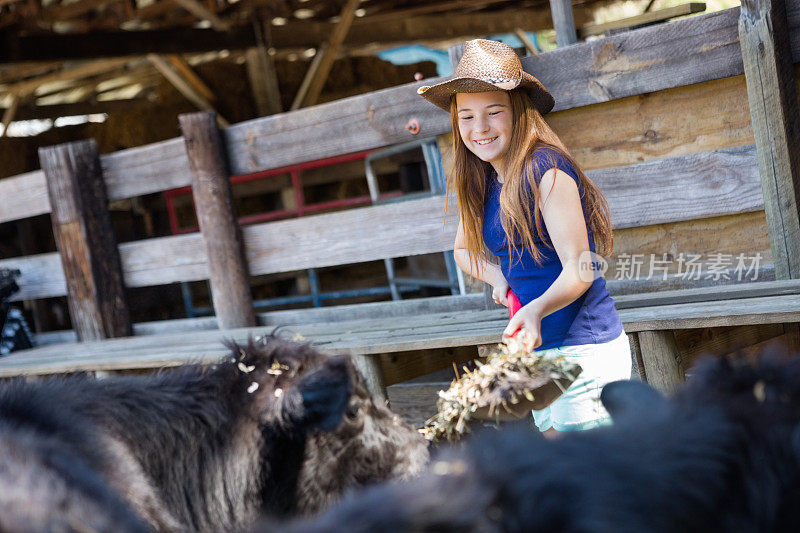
[{"left": 417, "top": 39, "right": 554, "bottom": 115}]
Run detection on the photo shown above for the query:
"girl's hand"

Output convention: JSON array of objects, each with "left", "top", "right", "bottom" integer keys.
[
  {"left": 491, "top": 276, "right": 510, "bottom": 307},
  {"left": 502, "top": 304, "right": 543, "bottom": 351}
]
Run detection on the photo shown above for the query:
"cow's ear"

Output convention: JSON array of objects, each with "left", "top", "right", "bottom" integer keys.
[
  {"left": 285, "top": 355, "right": 351, "bottom": 431},
  {"left": 601, "top": 380, "right": 666, "bottom": 421}
]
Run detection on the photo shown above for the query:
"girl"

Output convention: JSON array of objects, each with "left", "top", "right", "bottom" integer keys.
[{"left": 418, "top": 39, "right": 631, "bottom": 434}]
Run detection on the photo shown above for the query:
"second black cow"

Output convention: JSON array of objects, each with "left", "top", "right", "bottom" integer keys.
[{"left": 283, "top": 348, "right": 800, "bottom": 533}]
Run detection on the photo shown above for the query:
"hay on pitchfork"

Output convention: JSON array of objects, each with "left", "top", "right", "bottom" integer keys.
[{"left": 420, "top": 337, "right": 582, "bottom": 442}]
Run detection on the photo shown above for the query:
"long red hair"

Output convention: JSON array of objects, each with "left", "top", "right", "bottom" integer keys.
[{"left": 447, "top": 88, "right": 613, "bottom": 272}]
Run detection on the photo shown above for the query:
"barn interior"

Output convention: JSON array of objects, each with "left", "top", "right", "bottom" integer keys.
[
  {"left": 6, "top": 0, "right": 792, "bottom": 428},
  {"left": 0, "top": 0, "right": 731, "bottom": 330}
]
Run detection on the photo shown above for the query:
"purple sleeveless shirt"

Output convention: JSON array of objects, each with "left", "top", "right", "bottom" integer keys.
[{"left": 482, "top": 147, "right": 623, "bottom": 350}]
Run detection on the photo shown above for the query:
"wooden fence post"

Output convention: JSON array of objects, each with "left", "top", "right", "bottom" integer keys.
[
  {"left": 39, "top": 139, "right": 131, "bottom": 341},
  {"left": 739, "top": 0, "right": 800, "bottom": 280},
  {"left": 351, "top": 353, "right": 387, "bottom": 401},
  {"left": 179, "top": 111, "right": 256, "bottom": 330},
  {"left": 628, "top": 331, "right": 646, "bottom": 382},
  {"left": 637, "top": 330, "right": 684, "bottom": 394}
]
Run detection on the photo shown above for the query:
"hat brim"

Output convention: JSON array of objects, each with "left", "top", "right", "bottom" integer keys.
[{"left": 417, "top": 71, "right": 554, "bottom": 115}]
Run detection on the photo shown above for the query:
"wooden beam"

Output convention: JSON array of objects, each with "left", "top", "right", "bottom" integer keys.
[
  {"left": 739, "top": 0, "right": 800, "bottom": 279},
  {"left": 0, "top": 62, "right": 62, "bottom": 85},
  {"left": 1, "top": 93, "right": 19, "bottom": 137},
  {"left": 615, "top": 279, "right": 800, "bottom": 309},
  {"left": 44, "top": 0, "right": 116, "bottom": 20},
  {"left": 589, "top": 145, "right": 762, "bottom": 229},
  {"left": 8, "top": 98, "right": 152, "bottom": 120},
  {"left": 38, "top": 139, "right": 132, "bottom": 341},
  {"left": 164, "top": 54, "right": 215, "bottom": 102},
  {"left": 179, "top": 111, "right": 255, "bottom": 329},
  {"left": 0, "top": 59, "right": 131, "bottom": 99},
  {"left": 579, "top": 3, "right": 707, "bottom": 38},
  {"left": 358, "top": 0, "right": 513, "bottom": 23},
  {"left": 130, "top": 0, "right": 179, "bottom": 22},
  {"left": 278, "top": 7, "right": 590, "bottom": 50},
  {"left": 171, "top": 0, "right": 230, "bottom": 31},
  {"left": 550, "top": 0, "right": 578, "bottom": 47},
  {"left": 300, "top": 0, "right": 359, "bottom": 108},
  {"left": 244, "top": 20, "right": 282, "bottom": 117},
  {"left": 0, "top": 7, "right": 591, "bottom": 62},
  {"left": 147, "top": 53, "right": 229, "bottom": 127},
  {"left": 290, "top": 43, "right": 326, "bottom": 111},
  {"left": 30, "top": 62, "right": 154, "bottom": 102},
  {"left": 514, "top": 29, "right": 539, "bottom": 56},
  {"left": 245, "top": 46, "right": 282, "bottom": 115}
]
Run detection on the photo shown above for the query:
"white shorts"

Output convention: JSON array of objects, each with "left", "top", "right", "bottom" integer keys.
[{"left": 532, "top": 332, "right": 632, "bottom": 432}]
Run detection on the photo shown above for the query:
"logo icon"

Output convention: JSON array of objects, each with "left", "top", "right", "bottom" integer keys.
[{"left": 577, "top": 251, "right": 609, "bottom": 282}]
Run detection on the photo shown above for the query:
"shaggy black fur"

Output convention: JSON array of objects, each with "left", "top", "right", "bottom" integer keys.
[
  {"left": 281, "top": 350, "right": 800, "bottom": 533},
  {"left": 0, "top": 335, "right": 428, "bottom": 532},
  {"left": 0, "top": 387, "right": 153, "bottom": 532}
]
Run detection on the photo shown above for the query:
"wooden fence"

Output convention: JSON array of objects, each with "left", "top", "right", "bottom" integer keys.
[{"left": 0, "top": 1, "right": 798, "bottom": 359}]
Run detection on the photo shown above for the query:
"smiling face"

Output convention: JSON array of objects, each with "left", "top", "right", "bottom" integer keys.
[{"left": 456, "top": 91, "right": 514, "bottom": 173}]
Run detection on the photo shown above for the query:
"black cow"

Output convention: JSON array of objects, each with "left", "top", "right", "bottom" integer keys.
[
  {"left": 0, "top": 398, "right": 153, "bottom": 533},
  {"left": 281, "top": 349, "right": 800, "bottom": 532},
  {"left": 0, "top": 335, "right": 428, "bottom": 532}
]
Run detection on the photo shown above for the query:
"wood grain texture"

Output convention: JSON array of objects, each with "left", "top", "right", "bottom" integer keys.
[
  {"left": 590, "top": 145, "right": 762, "bottom": 229},
  {"left": 244, "top": 45, "right": 282, "bottom": 116},
  {"left": 674, "top": 323, "right": 787, "bottom": 367},
  {"left": 32, "top": 294, "right": 489, "bottom": 347},
  {"left": 100, "top": 137, "right": 193, "bottom": 199},
  {"left": 0, "top": 170, "right": 49, "bottom": 223},
  {"left": 0, "top": 69, "right": 768, "bottom": 225},
  {"left": 637, "top": 330, "right": 684, "bottom": 393},
  {"left": 5, "top": 5, "right": 800, "bottom": 226},
  {"left": 350, "top": 353, "right": 386, "bottom": 400},
  {"left": 379, "top": 346, "right": 475, "bottom": 387},
  {"left": 579, "top": 3, "right": 708, "bottom": 38},
  {"left": 386, "top": 382, "right": 447, "bottom": 428},
  {"left": 739, "top": 0, "right": 800, "bottom": 278},
  {"left": 619, "top": 294, "right": 800, "bottom": 331},
  {"left": 179, "top": 111, "right": 255, "bottom": 329},
  {"left": 549, "top": 74, "right": 755, "bottom": 171},
  {"left": 2, "top": 292, "right": 800, "bottom": 376},
  {"left": 629, "top": 332, "right": 647, "bottom": 381},
  {"left": 38, "top": 139, "right": 131, "bottom": 341},
  {"left": 0, "top": 145, "right": 767, "bottom": 301},
  {"left": 609, "top": 211, "right": 772, "bottom": 278},
  {"left": 550, "top": 0, "right": 578, "bottom": 47},
  {"left": 614, "top": 278, "right": 800, "bottom": 308}
]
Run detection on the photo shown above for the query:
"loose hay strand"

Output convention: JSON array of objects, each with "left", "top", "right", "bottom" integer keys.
[{"left": 420, "top": 340, "right": 580, "bottom": 442}]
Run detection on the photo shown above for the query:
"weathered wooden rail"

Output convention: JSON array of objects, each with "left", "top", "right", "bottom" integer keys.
[{"left": 1, "top": 0, "right": 799, "bottom": 403}]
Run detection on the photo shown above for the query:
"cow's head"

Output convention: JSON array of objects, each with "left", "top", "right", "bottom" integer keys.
[
  {"left": 296, "top": 359, "right": 430, "bottom": 513},
  {"left": 224, "top": 337, "right": 428, "bottom": 515}
]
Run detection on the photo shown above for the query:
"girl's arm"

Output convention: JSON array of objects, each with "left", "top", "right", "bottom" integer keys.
[
  {"left": 453, "top": 219, "right": 510, "bottom": 306},
  {"left": 503, "top": 168, "right": 594, "bottom": 348}
]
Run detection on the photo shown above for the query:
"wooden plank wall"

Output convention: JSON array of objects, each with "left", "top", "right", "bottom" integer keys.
[
  {"left": 5, "top": 4, "right": 800, "bottom": 224},
  {"left": 2, "top": 3, "right": 800, "bottom": 367}
]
